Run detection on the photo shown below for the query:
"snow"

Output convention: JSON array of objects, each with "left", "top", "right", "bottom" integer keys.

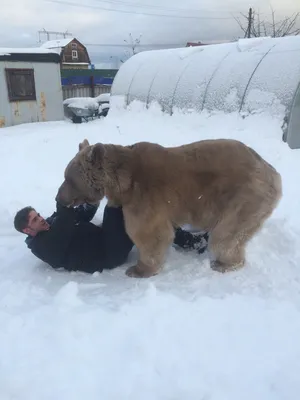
[
  {"left": 111, "top": 36, "right": 300, "bottom": 115},
  {"left": 94, "top": 93, "right": 110, "bottom": 103},
  {"left": 203, "top": 49, "right": 263, "bottom": 112},
  {"left": 0, "top": 47, "right": 58, "bottom": 55},
  {"left": 99, "top": 103, "right": 110, "bottom": 112},
  {"left": 173, "top": 45, "right": 232, "bottom": 113},
  {"left": 38, "top": 38, "right": 74, "bottom": 55},
  {"left": 63, "top": 62, "right": 89, "bottom": 65},
  {"left": 188, "top": 39, "right": 234, "bottom": 45},
  {"left": 40, "top": 38, "right": 73, "bottom": 49},
  {"left": 63, "top": 97, "right": 100, "bottom": 111},
  {"left": 237, "top": 36, "right": 272, "bottom": 51},
  {"left": 1, "top": 100, "right": 300, "bottom": 399},
  {"left": 63, "top": 95, "right": 110, "bottom": 112},
  {"left": 242, "top": 37, "right": 300, "bottom": 114}
]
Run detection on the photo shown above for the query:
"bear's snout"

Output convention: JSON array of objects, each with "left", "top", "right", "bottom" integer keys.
[{"left": 55, "top": 182, "right": 73, "bottom": 207}]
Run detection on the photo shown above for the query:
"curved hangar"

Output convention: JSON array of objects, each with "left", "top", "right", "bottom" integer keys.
[{"left": 111, "top": 36, "right": 300, "bottom": 149}]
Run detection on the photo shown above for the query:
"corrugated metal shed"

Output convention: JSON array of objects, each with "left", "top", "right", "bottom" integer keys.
[{"left": 111, "top": 36, "right": 300, "bottom": 149}]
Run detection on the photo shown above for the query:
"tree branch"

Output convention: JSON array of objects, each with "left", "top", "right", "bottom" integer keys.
[{"left": 234, "top": 8, "right": 300, "bottom": 38}]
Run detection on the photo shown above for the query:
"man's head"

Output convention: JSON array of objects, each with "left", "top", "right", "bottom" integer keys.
[{"left": 14, "top": 207, "right": 50, "bottom": 236}]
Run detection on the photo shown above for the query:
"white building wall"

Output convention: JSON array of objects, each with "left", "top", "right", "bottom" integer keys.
[{"left": 0, "top": 61, "right": 64, "bottom": 128}]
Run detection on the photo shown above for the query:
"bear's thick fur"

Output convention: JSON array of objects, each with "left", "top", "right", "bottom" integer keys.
[{"left": 56, "top": 138, "right": 282, "bottom": 278}]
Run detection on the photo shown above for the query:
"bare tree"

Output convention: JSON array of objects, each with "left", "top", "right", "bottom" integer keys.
[
  {"left": 234, "top": 7, "right": 300, "bottom": 38},
  {"left": 120, "top": 33, "right": 142, "bottom": 63},
  {"left": 124, "top": 33, "right": 142, "bottom": 55}
]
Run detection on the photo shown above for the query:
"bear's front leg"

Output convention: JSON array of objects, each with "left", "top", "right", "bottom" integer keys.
[{"left": 125, "top": 220, "right": 175, "bottom": 278}]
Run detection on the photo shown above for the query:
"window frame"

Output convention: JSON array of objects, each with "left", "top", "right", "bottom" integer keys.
[
  {"left": 5, "top": 68, "right": 36, "bottom": 102},
  {"left": 72, "top": 50, "right": 78, "bottom": 59}
]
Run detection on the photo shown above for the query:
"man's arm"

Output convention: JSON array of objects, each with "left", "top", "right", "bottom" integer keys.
[
  {"left": 73, "top": 202, "right": 99, "bottom": 224},
  {"left": 51, "top": 202, "right": 79, "bottom": 229},
  {"left": 29, "top": 205, "right": 80, "bottom": 270}
]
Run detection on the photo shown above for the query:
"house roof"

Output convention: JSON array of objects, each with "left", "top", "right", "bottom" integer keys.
[
  {"left": 39, "top": 37, "right": 91, "bottom": 64},
  {"left": 0, "top": 47, "right": 61, "bottom": 62},
  {"left": 186, "top": 42, "right": 204, "bottom": 47},
  {"left": 186, "top": 39, "right": 234, "bottom": 46},
  {"left": 40, "top": 38, "right": 74, "bottom": 50},
  {"left": 40, "top": 38, "right": 75, "bottom": 55},
  {"left": 0, "top": 47, "right": 58, "bottom": 55}
]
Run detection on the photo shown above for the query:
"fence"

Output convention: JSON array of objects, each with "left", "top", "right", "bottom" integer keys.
[
  {"left": 60, "top": 68, "right": 118, "bottom": 100},
  {"left": 62, "top": 84, "right": 111, "bottom": 100}
]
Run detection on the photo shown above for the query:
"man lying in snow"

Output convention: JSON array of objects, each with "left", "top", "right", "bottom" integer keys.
[{"left": 13, "top": 203, "right": 209, "bottom": 274}]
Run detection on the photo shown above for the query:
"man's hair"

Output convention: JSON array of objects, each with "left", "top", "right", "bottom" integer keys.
[{"left": 14, "top": 206, "right": 35, "bottom": 233}]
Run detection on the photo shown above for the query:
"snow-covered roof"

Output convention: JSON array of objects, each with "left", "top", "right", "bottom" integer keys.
[
  {"left": 0, "top": 47, "right": 58, "bottom": 56},
  {"left": 187, "top": 39, "right": 234, "bottom": 45},
  {"left": 112, "top": 36, "right": 300, "bottom": 121},
  {"left": 40, "top": 38, "right": 73, "bottom": 50},
  {"left": 63, "top": 62, "right": 89, "bottom": 65}
]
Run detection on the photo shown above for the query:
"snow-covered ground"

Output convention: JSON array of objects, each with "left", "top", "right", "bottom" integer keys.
[{"left": 1, "top": 101, "right": 300, "bottom": 399}]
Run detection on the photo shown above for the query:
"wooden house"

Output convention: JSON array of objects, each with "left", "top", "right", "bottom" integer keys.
[{"left": 40, "top": 37, "right": 91, "bottom": 69}]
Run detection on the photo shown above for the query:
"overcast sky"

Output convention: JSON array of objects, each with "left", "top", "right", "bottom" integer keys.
[{"left": 1, "top": 0, "right": 299, "bottom": 64}]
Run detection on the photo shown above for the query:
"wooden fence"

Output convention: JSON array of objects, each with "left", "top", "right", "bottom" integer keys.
[
  {"left": 61, "top": 68, "right": 116, "bottom": 100},
  {"left": 62, "top": 84, "right": 111, "bottom": 100}
]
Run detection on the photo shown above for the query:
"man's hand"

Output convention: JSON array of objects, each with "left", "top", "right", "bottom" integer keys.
[{"left": 55, "top": 201, "right": 77, "bottom": 216}]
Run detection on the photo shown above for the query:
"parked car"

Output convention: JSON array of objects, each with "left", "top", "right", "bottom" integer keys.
[{"left": 63, "top": 93, "right": 110, "bottom": 123}]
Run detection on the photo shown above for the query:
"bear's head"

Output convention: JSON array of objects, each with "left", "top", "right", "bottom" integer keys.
[{"left": 55, "top": 138, "right": 133, "bottom": 207}]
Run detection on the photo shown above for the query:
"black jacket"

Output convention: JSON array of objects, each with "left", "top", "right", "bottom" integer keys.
[
  {"left": 25, "top": 203, "right": 106, "bottom": 273},
  {"left": 25, "top": 203, "right": 208, "bottom": 273}
]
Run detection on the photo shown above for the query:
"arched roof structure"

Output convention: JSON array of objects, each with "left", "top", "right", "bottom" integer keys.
[{"left": 111, "top": 36, "right": 300, "bottom": 149}]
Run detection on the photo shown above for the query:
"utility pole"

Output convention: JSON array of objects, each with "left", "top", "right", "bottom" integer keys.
[
  {"left": 246, "top": 8, "right": 253, "bottom": 38},
  {"left": 257, "top": 12, "right": 261, "bottom": 37}
]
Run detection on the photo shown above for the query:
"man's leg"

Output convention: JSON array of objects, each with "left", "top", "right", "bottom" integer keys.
[
  {"left": 101, "top": 206, "right": 134, "bottom": 269},
  {"left": 173, "top": 228, "right": 209, "bottom": 254}
]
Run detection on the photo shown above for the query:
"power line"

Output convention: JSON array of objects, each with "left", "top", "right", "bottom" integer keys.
[
  {"left": 45, "top": 0, "right": 233, "bottom": 20},
  {"left": 92, "top": 0, "right": 222, "bottom": 14},
  {"left": 85, "top": 43, "right": 184, "bottom": 47}
]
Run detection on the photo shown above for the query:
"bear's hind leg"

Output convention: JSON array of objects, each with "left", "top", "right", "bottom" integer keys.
[
  {"left": 208, "top": 188, "right": 277, "bottom": 273},
  {"left": 209, "top": 222, "right": 262, "bottom": 273},
  {"left": 210, "top": 238, "right": 246, "bottom": 273}
]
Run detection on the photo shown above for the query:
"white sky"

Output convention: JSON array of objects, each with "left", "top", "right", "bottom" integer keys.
[{"left": 1, "top": 0, "right": 299, "bottom": 63}]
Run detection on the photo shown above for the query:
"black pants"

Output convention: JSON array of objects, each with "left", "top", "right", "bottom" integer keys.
[{"left": 101, "top": 206, "right": 134, "bottom": 269}]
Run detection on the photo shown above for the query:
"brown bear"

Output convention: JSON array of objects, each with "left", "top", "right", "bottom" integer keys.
[{"left": 55, "top": 138, "right": 282, "bottom": 278}]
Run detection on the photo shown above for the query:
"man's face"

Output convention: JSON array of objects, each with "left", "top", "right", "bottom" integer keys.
[{"left": 23, "top": 210, "right": 50, "bottom": 236}]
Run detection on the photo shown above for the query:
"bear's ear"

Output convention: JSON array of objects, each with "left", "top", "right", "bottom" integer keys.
[
  {"left": 87, "top": 143, "right": 106, "bottom": 165},
  {"left": 79, "top": 139, "right": 90, "bottom": 152}
]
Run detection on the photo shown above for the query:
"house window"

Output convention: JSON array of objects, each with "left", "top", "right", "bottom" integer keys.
[
  {"left": 71, "top": 43, "right": 77, "bottom": 49},
  {"left": 72, "top": 50, "right": 78, "bottom": 59},
  {"left": 5, "top": 68, "right": 36, "bottom": 102}
]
